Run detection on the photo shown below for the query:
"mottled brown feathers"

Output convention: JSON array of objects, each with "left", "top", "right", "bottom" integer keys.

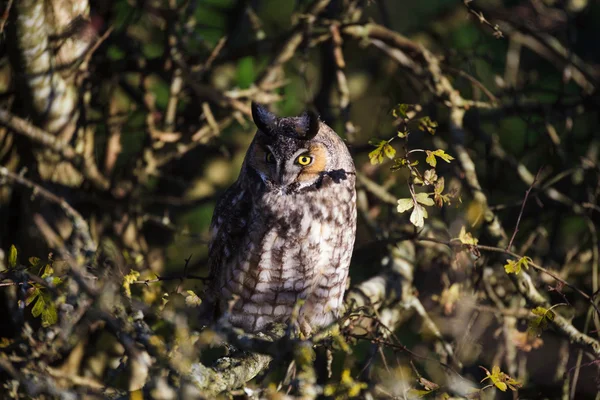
[{"left": 203, "top": 104, "right": 356, "bottom": 336}]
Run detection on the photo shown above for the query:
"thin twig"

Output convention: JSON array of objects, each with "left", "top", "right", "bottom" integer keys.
[{"left": 506, "top": 167, "right": 543, "bottom": 250}]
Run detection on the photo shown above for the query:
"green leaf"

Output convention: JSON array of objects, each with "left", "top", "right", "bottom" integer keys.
[
  {"left": 527, "top": 306, "right": 555, "bottom": 338},
  {"left": 393, "top": 103, "right": 410, "bottom": 119},
  {"left": 31, "top": 294, "right": 45, "bottom": 318},
  {"left": 25, "top": 287, "right": 41, "bottom": 307},
  {"left": 397, "top": 198, "right": 414, "bottom": 213},
  {"left": 40, "top": 293, "right": 58, "bottom": 327},
  {"left": 8, "top": 245, "right": 17, "bottom": 269}
]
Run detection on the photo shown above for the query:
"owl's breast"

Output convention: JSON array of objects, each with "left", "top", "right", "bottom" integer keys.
[{"left": 213, "top": 176, "right": 356, "bottom": 333}]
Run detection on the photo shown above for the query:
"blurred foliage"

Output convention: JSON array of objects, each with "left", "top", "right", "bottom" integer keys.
[{"left": 0, "top": 0, "right": 599, "bottom": 398}]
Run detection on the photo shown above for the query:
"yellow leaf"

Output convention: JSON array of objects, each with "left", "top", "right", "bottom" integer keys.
[
  {"left": 383, "top": 143, "right": 396, "bottom": 159},
  {"left": 368, "top": 139, "right": 389, "bottom": 165},
  {"left": 397, "top": 198, "right": 414, "bottom": 213},
  {"left": 531, "top": 307, "right": 548, "bottom": 316},
  {"left": 425, "top": 151, "right": 437, "bottom": 167},
  {"left": 123, "top": 269, "right": 141, "bottom": 298},
  {"left": 418, "top": 116, "right": 438, "bottom": 134},
  {"left": 185, "top": 290, "right": 202, "bottom": 307},
  {"left": 504, "top": 256, "right": 531, "bottom": 275},
  {"left": 432, "top": 149, "right": 454, "bottom": 163},
  {"left": 410, "top": 204, "right": 427, "bottom": 228},
  {"left": 423, "top": 169, "right": 438, "bottom": 185},
  {"left": 130, "top": 389, "right": 144, "bottom": 400},
  {"left": 8, "top": 245, "right": 17, "bottom": 269},
  {"left": 458, "top": 226, "right": 478, "bottom": 245},
  {"left": 415, "top": 192, "right": 434, "bottom": 206}
]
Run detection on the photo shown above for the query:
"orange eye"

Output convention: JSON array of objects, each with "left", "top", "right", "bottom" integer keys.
[
  {"left": 296, "top": 154, "right": 313, "bottom": 166},
  {"left": 265, "top": 152, "right": 275, "bottom": 164}
]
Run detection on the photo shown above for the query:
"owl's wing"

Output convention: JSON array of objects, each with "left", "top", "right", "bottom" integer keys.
[
  {"left": 200, "top": 182, "right": 252, "bottom": 325},
  {"left": 207, "top": 182, "right": 252, "bottom": 282}
]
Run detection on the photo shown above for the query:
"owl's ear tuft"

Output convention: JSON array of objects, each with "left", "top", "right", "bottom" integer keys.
[
  {"left": 251, "top": 102, "right": 277, "bottom": 136},
  {"left": 297, "top": 111, "right": 320, "bottom": 140}
]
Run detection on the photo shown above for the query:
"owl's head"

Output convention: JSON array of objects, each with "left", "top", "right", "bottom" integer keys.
[{"left": 244, "top": 102, "right": 354, "bottom": 192}]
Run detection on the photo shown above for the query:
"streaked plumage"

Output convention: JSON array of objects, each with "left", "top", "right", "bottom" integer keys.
[{"left": 203, "top": 103, "right": 356, "bottom": 336}]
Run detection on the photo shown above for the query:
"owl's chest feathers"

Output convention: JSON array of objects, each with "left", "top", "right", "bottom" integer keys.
[
  {"left": 222, "top": 178, "right": 355, "bottom": 291},
  {"left": 249, "top": 177, "right": 355, "bottom": 246}
]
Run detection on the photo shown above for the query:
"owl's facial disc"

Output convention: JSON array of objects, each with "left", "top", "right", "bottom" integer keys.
[{"left": 249, "top": 141, "right": 328, "bottom": 189}]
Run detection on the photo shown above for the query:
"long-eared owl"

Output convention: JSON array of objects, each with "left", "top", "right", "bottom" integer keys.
[{"left": 204, "top": 103, "right": 356, "bottom": 336}]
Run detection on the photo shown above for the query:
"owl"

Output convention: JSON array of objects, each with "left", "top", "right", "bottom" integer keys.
[{"left": 202, "top": 102, "right": 356, "bottom": 336}]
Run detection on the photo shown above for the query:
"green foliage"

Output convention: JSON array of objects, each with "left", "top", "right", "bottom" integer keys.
[
  {"left": 25, "top": 263, "right": 61, "bottom": 327},
  {"left": 371, "top": 104, "right": 458, "bottom": 228},
  {"left": 527, "top": 306, "right": 555, "bottom": 338}
]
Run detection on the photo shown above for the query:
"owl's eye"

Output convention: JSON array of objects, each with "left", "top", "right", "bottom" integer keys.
[
  {"left": 265, "top": 151, "right": 276, "bottom": 164},
  {"left": 296, "top": 154, "right": 313, "bottom": 166}
]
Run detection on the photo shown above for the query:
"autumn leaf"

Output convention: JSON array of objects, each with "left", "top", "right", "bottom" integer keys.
[
  {"left": 423, "top": 169, "right": 438, "bottom": 185},
  {"left": 432, "top": 283, "right": 462, "bottom": 315},
  {"left": 458, "top": 226, "right": 478, "bottom": 245},
  {"left": 414, "top": 192, "right": 434, "bottom": 206},
  {"left": 123, "top": 269, "right": 140, "bottom": 298},
  {"left": 185, "top": 290, "right": 202, "bottom": 307},
  {"left": 410, "top": 203, "right": 428, "bottom": 228},
  {"left": 425, "top": 151, "right": 437, "bottom": 167},
  {"left": 368, "top": 140, "right": 396, "bottom": 165},
  {"left": 397, "top": 198, "right": 414, "bottom": 213},
  {"left": 511, "top": 330, "right": 543, "bottom": 352},
  {"left": 504, "top": 256, "right": 532, "bottom": 274},
  {"left": 432, "top": 149, "right": 454, "bottom": 163},
  {"left": 384, "top": 143, "right": 396, "bottom": 159},
  {"left": 418, "top": 116, "right": 438, "bottom": 135},
  {"left": 480, "top": 365, "right": 521, "bottom": 392},
  {"left": 433, "top": 177, "right": 451, "bottom": 206},
  {"left": 324, "top": 368, "right": 367, "bottom": 398}
]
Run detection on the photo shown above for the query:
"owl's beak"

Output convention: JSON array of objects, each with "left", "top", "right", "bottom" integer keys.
[{"left": 278, "top": 169, "right": 297, "bottom": 187}]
